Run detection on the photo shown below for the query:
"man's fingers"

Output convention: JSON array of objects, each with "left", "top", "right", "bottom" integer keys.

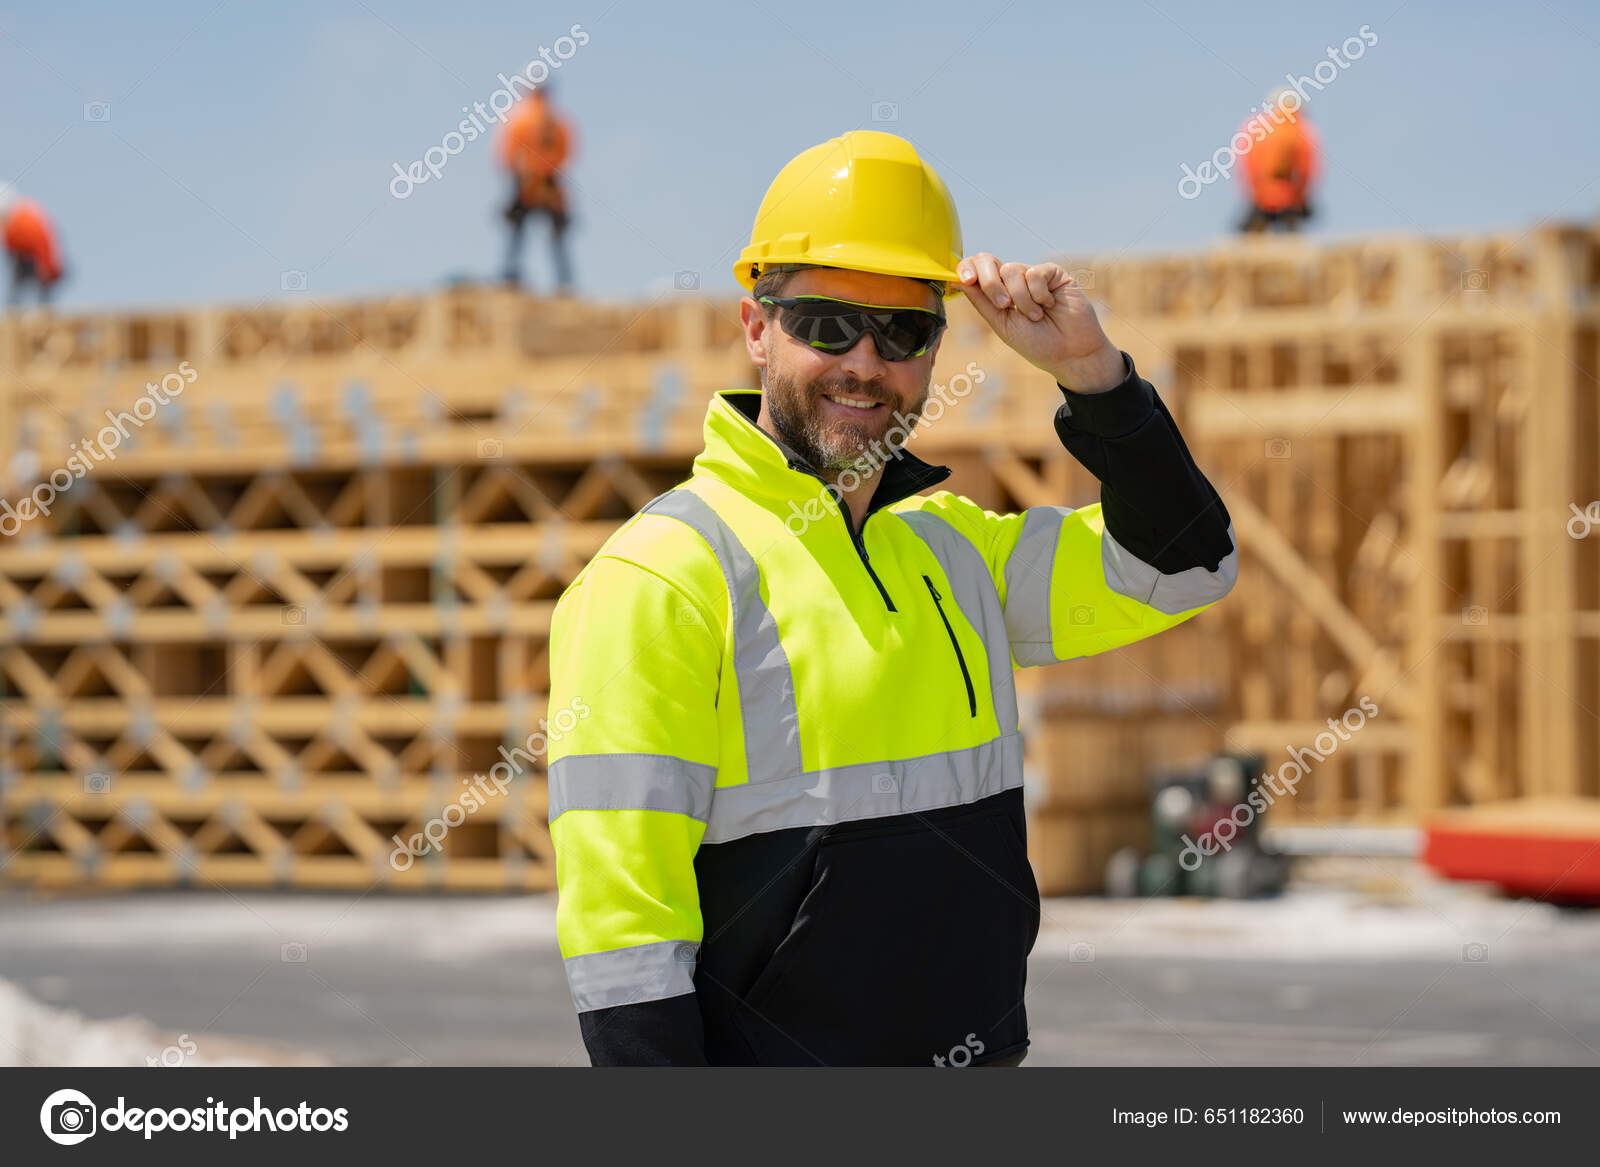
[
  {"left": 997, "top": 262, "right": 1036, "bottom": 318},
  {"left": 961, "top": 252, "right": 1008, "bottom": 307},
  {"left": 956, "top": 253, "right": 1006, "bottom": 326},
  {"left": 957, "top": 274, "right": 1006, "bottom": 330},
  {"left": 1024, "top": 264, "right": 1056, "bottom": 308}
]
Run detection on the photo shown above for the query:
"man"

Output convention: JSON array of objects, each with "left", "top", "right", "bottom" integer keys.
[
  {"left": 0, "top": 185, "right": 66, "bottom": 307},
  {"left": 546, "top": 130, "right": 1236, "bottom": 1066},
  {"left": 495, "top": 85, "right": 575, "bottom": 292},
  {"left": 1238, "top": 91, "right": 1320, "bottom": 234}
]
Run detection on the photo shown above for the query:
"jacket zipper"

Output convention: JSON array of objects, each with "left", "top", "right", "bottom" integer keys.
[
  {"left": 923, "top": 575, "right": 977, "bottom": 717},
  {"left": 787, "top": 459, "right": 897, "bottom": 611},
  {"left": 843, "top": 508, "right": 896, "bottom": 612}
]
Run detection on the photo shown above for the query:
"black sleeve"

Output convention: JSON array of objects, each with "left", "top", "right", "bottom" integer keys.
[
  {"left": 577, "top": 992, "right": 710, "bottom": 1066},
  {"left": 1053, "top": 351, "right": 1233, "bottom": 574}
]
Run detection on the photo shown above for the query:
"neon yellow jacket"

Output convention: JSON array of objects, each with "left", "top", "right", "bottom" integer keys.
[{"left": 547, "top": 356, "right": 1236, "bottom": 1065}]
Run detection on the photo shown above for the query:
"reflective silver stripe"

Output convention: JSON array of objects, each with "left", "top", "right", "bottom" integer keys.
[
  {"left": 704, "top": 734, "right": 1023, "bottom": 844},
  {"left": 564, "top": 938, "right": 699, "bottom": 1013},
  {"left": 1102, "top": 521, "right": 1239, "bottom": 615},
  {"left": 1002, "top": 506, "right": 1069, "bottom": 666},
  {"left": 644, "top": 489, "right": 803, "bottom": 784},
  {"left": 898, "top": 510, "right": 1019, "bottom": 734},
  {"left": 547, "top": 753, "right": 716, "bottom": 824}
]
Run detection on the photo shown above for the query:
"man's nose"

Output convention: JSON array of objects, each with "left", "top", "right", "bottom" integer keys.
[{"left": 836, "top": 332, "right": 890, "bottom": 380}]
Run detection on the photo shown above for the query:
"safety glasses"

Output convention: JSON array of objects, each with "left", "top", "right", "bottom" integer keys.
[{"left": 759, "top": 294, "right": 946, "bottom": 362}]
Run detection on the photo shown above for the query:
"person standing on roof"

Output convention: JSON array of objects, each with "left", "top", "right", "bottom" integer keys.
[
  {"left": 546, "top": 130, "right": 1237, "bottom": 1066},
  {"left": 1238, "top": 91, "right": 1320, "bottom": 234},
  {"left": 0, "top": 186, "right": 66, "bottom": 307},
  {"left": 496, "top": 84, "right": 576, "bottom": 293}
]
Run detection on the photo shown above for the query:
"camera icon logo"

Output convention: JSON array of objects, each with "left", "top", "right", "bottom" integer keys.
[
  {"left": 1069, "top": 942, "right": 1096, "bottom": 963},
  {"left": 871, "top": 773, "right": 898, "bottom": 794},
  {"left": 1265, "top": 438, "right": 1292, "bottom": 459},
  {"left": 281, "top": 270, "right": 307, "bottom": 292},
  {"left": 1461, "top": 605, "right": 1488, "bottom": 627},
  {"left": 673, "top": 270, "right": 700, "bottom": 291},
  {"left": 281, "top": 940, "right": 308, "bottom": 963},
  {"left": 1069, "top": 268, "right": 1096, "bottom": 290},
  {"left": 477, "top": 438, "right": 503, "bottom": 459},
  {"left": 871, "top": 101, "right": 899, "bottom": 122},
  {"left": 674, "top": 942, "right": 698, "bottom": 963},
  {"left": 83, "top": 772, "right": 112, "bottom": 795},
  {"left": 1068, "top": 605, "right": 1096, "bottom": 627},
  {"left": 1461, "top": 270, "right": 1489, "bottom": 291},
  {"left": 40, "top": 1088, "right": 97, "bottom": 1145},
  {"left": 281, "top": 605, "right": 306, "bottom": 626},
  {"left": 1462, "top": 942, "right": 1489, "bottom": 962},
  {"left": 83, "top": 102, "right": 111, "bottom": 123}
]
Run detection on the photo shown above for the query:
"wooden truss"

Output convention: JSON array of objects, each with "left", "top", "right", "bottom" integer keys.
[{"left": 3, "top": 221, "right": 1599, "bottom": 891}]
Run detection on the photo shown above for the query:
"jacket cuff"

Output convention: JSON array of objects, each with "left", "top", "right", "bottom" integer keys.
[{"left": 1055, "top": 351, "right": 1155, "bottom": 439}]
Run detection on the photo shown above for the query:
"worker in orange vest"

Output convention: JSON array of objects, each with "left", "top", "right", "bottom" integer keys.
[
  {"left": 1238, "top": 93, "right": 1320, "bottom": 234},
  {"left": 496, "top": 85, "right": 575, "bottom": 292},
  {"left": 0, "top": 186, "right": 66, "bottom": 306}
]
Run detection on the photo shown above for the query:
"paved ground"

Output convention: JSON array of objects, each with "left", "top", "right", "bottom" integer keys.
[{"left": 3, "top": 865, "right": 1598, "bottom": 1066}]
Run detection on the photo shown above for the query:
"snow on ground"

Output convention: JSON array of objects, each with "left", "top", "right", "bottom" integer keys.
[{"left": 0, "top": 978, "right": 327, "bottom": 1068}]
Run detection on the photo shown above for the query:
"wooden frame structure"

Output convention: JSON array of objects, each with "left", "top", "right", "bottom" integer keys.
[{"left": 3, "top": 220, "right": 1597, "bottom": 891}]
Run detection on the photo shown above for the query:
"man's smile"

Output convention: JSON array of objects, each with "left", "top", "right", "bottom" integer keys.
[{"left": 819, "top": 391, "right": 888, "bottom": 419}]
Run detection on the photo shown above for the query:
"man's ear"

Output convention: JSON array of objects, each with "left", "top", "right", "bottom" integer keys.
[{"left": 740, "top": 296, "right": 770, "bottom": 368}]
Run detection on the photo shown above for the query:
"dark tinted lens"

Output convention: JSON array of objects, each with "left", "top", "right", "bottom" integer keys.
[
  {"left": 875, "top": 310, "right": 942, "bottom": 360},
  {"left": 777, "top": 299, "right": 860, "bottom": 351}
]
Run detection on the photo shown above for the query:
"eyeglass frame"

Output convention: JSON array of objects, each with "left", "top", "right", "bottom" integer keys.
[{"left": 756, "top": 293, "right": 948, "bottom": 362}]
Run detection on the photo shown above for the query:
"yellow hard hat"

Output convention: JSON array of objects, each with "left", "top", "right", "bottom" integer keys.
[{"left": 735, "top": 130, "right": 964, "bottom": 300}]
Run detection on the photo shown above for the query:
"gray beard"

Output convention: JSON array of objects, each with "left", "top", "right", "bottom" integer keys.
[{"left": 762, "top": 366, "right": 920, "bottom": 474}]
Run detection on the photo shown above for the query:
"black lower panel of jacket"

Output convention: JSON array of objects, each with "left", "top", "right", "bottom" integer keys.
[{"left": 687, "top": 786, "right": 1042, "bottom": 1067}]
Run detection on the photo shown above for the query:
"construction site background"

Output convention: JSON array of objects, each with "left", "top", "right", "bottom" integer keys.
[{"left": 3, "top": 0, "right": 1599, "bottom": 1070}]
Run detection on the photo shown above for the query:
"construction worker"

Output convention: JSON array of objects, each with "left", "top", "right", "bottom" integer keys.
[
  {"left": 546, "top": 130, "right": 1237, "bottom": 1066},
  {"left": 1238, "top": 91, "right": 1320, "bottom": 233},
  {"left": 0, "top": 186, "right": 65, "bottom": 307},
  {"left": 495, "top": 84, "right": 575, "bottom": 292}
]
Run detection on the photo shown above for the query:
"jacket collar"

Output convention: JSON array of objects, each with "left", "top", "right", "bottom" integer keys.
[{"left": 693, "top": 389, "right": 952, "bottom": 514}]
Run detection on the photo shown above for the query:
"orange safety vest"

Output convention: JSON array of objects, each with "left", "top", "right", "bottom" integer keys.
[
  {"left": 497, "top": 100, "right": 574, "bottom": 211},
  {"left": 1241, "top": 115, "right": 1320, "bottom": 213},
  {"left": 3, "top": 199, "right": 63, "bottom": 282}
]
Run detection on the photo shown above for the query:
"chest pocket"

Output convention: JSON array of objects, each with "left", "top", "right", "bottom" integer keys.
[{"left": 895, "top": 511, "right": 1018, "bottom": 734}]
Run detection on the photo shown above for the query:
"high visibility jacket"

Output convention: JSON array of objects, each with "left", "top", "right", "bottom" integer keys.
[
  {"left": 547, "top": 353, "right": 1237, "bottom": 1066},
  {"left": 3, "top": 199, "right": 63, "bottom": 284},
  {"left": 497, "top": 99, "right": 573, "bottom": 207},
  {"left": 1241, "top": 114, "right": 1320, "bottom": 213}
]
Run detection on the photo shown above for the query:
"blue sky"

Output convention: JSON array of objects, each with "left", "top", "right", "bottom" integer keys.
[{"left": 1, "top": 0, "right": 1594, "bottom": 310}]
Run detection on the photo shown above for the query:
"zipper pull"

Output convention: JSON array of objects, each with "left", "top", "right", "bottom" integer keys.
[{"left": 928, "top": 581, "right": 941, "bottom": 602}]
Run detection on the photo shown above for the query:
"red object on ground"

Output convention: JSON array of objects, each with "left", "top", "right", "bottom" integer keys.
[{"left": 1423, "top": 799, "right": 1600, "bottom": 902}]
